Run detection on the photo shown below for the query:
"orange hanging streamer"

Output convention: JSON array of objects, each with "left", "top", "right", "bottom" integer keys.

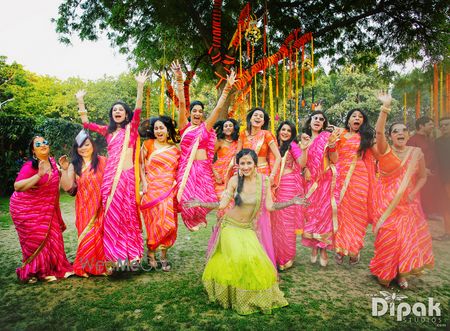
[{"left": 416, "top": 89, "right": 421, "bottom": 119}]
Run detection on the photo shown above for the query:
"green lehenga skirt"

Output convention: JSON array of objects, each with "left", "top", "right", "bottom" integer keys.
[{"left": 202, "top": 216, "right": 288, "bottom": 315}]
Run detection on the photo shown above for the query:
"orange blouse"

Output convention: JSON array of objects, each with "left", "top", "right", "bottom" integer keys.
[{"left": 239, "top": 130, "right": 276, "bottom": 158}]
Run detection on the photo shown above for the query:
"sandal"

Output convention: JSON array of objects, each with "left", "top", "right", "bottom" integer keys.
[
  {"left": 335, "top": 254, "right": 344, "bottom": 265},
  {"left": 27, "top": 277, "right": 38, "bottom": 284},
  {"left": 160, "top": 259, "right": 171, "bottom": 272},
  {"left": 398, "top": 279, "right": 409, "bottom": 289},
  {"left": 349, "top": 253, "right": 361, "bottom": 265},
  {"left": 147, "top": 256, "right": 158, "bottom": 270},
  {"left": 310, "top": 248, "right": 318, "bottom": 264}
]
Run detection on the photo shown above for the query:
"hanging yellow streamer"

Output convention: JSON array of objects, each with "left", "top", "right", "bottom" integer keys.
[
  {"left": 282, "top": 58, "right": 286, "bottom": 120},
  {"left": 295, "top": 51, "right": 299, "bottom": 133},
  {"left": 159, "top": 73, "right": 165, "bottom": 116},
  {"left": 440, "top": 63, "right": 444, "bottom": 117},
  {"left": 311, "top": 35, "right": 315, "bottom": 111},
  {"left": 254, "top": 73, "right": 258, "bottom": 107},
  {"left": 171, "top": 81, "right": 176, "bottom": 120},
  {"left": 269, "top": 76, "right": 275, "bottom": 134},
  {"left": 404, "top": 93, "right": 407, "bottom": 124},
  {"left": 146, "top": 85, "right": 151, "bottom": 119}
]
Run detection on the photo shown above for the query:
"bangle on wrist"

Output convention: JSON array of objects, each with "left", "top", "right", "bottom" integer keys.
[{"left": 380, "top": 105, "right": 391, "bottom": 114}]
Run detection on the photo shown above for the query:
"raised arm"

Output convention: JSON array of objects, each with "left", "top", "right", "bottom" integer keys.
[
  {"left": 171, "top": 61, "right": 187, "bottom": 129},
  {"left": 327, "top": 128, "right": 342, "bottom": 164},
  {"left": 375, "top": 91, "right": 392, "bottom": 155},
  {"left": 135, "top": 70, "right": 150, "bottom": 110},
  {"left": 298, "top": 133, "right": 311, "bottom": 168},
  {"left": 75, "top": 90, "right": 109, "bottom": 136},
  {"left": 76, "top": 90, "right": 89, "bottom": 124},
  {"left": 205, "top": 70, "right": 236, "bottom": 130},
  {"left": 59, "top": 155, "right": 75, "bottom": 191}
]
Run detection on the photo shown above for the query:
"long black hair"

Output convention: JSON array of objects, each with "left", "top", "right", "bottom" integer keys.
[
  {"left": 344, "top": 109, "right": 375, "bottom": 156},
  {"left": 246, "top": 107, "right": 270, "bottom": 133},
  {"left": 71, "top": 136, "right": 100, "bottom": 176},
  {"left": 234, "top": 149, "right": 258, "bottom": 207},
  {"left": 276, "top": 120, "right": 298, "bottom": 157},
  {"left": 138, "top": 115, "right": 180, "bottom": 143},
  {"left": 303, "top": 110, "right": 328, "bottom": 136},
  {"left": 107, "top": 101, "right": 134, "bottom": 133},
  {"left": 214, "top": 118, "right": 240, "bottom": 141},
  {"left": 29, "top": 136, "right": 54, "bottom": 170}
]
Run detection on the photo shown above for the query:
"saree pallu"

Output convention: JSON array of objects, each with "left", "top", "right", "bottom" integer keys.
[
  {"left": 272, "top": 146, "right": 304, "bottom": 269},
  {"left": 213, "top": 140, "right": 238, "bottom": 197},
  {"left": 334, "top": 134, "right": 375, "bottom": 257},
  {"left": 73, "top": 156, "right": 107, "bottom": 276},
  {"left": 84, "top": 109, "right": 143, "bottom": 263},
  {"left": 141, "top": 140, "right": 180, "bottom": 251},
  {"left": 302, "top": 131, "right": 337, "bottom": 250},
  {"left": 370, "top": 147, "right": 434, "bottom": 285},
  {"left": 10, "top": 159, "right": 73, "bottom": 281},
  {"left": 177, "top": 122, "right": 217, "bottom": 230}
]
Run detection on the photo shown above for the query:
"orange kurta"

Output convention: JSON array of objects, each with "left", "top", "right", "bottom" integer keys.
[
  {"left": 73, "top": 156, "right": 107, "bottom": 276},
  {"left": 141, "top": 139, "right": 180, "bottom": 251},
  {"left": 370, "top": 146, "right": 434, "bottom": 285}
]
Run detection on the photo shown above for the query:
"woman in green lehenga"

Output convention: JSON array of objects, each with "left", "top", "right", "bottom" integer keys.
[{"left": 186, "top": 148, "right": 307, "bottom": 315}]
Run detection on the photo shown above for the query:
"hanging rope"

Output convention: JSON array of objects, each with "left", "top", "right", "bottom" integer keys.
[
  {"left": 159, "top": 72, "right": 165, "bottom": 116},
  {"left": 311, "top": 35, "right": 315, "bottom": 110}
]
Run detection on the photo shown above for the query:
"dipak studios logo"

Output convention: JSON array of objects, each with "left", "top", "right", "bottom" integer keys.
[{"left": 371, "top": 291, "right": 445, "bottom": 327}]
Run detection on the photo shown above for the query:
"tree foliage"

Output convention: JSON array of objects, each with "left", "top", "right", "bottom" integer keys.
[{"left": 54, "top": 0, "right": 449, "bottom": 78}]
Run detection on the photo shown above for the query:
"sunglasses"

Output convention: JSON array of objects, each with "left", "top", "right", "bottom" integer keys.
[
  {"left": 34, "top": 140, "right": 49, "bottom": 147},
  {"left": 312, "top": 115, "right": 325, "bottom": 122}
]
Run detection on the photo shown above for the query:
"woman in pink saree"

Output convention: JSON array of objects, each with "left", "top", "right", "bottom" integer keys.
[
  {"left": 173, "top": 62, "right": 236, "bottom": 231},
  {"left": 272, "top": 121, "right": 304, "bottom": 271},
  {"left": 299, "top": 111, "right": 341, "bottom": 267},
  {"left": 370, "top": 93, "right": 434, "bottom": 289},
  {"left": 77, "top": 71, "right": 150, "bottom": 266},
  {"left": 10, "top": 136, "right": 73, "bottom": 283}
]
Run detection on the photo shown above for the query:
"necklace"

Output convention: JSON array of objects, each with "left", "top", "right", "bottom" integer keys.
[{"left": 224, "top": 138, "right": 233, "bottom": 143}]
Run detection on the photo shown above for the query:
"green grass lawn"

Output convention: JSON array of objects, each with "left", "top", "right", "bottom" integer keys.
[{"left": 0, "top": 193, "right": 448, "bottom": 330}]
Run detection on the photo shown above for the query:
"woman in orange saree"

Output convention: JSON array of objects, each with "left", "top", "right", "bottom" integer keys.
[
  {"left": 212, "top": 118, "right": 239, "bottom": 198},
  {"left": 370, "top": 92, "right": 434, "bottom": 289},
  {"left": 334, "top": 109, "right": 376, "bottom": 265},
  {"left": 237, "top": 108, "right": 281, "bottom": 182},
  {"left": 60, "top": 133, "right": 107, "bottom": 277},
  {"left": 10, "top": 136, "right": 73, "bottom": 283},
  {"left": 140, "top": 115, "right": 180, "bottom": 271}
]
